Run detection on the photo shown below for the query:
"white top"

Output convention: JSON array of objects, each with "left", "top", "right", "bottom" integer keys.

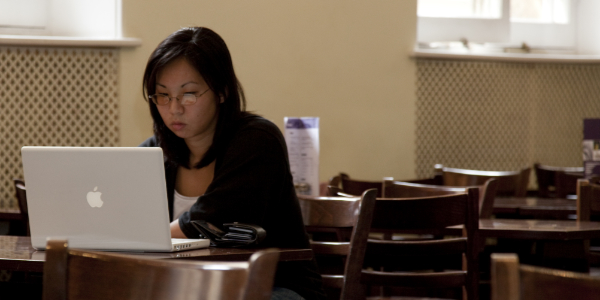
[{"left": 173, "top": 190, "right": 199, "bottom": 220}]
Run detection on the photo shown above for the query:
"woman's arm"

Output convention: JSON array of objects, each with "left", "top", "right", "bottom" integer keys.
[
  {"left": 170, "top": 219, "right": 186, "bottom": 238},
  {"left": 178, "top": 120, "right": 290, "bottom": 238}
]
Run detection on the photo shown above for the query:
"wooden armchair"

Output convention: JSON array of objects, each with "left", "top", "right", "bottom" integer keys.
[
  {"left": 491, "top": 253, "right": 600, "bottom": 300},
  {"left": 341, "top": 188, "right": 480, "bottom": 300},
  {"left": 436, "top": 165, "right": 531, "bottom": 197},
  {"left": 43, "top": 239, "right": 280, "bottom": 300},
  {"left": 534, "top": 163, "right": 583, "bottom": 199}
]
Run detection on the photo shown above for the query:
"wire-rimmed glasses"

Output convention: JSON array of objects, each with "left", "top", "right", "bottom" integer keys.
[{"left": 149, "top": 88, "right": 210, "bottom": 106}]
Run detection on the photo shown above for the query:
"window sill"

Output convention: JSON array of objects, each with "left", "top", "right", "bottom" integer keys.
[
  {"left": 411, "top": 48, "right": 600, "bottom": 64},
  {"left": 0, "top": 35, "right": 141, "bottom": 48}
]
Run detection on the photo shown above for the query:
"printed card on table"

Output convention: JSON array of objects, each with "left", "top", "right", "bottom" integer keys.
[{"left": 284, "top": 117, "right": 319, "bottom": 196}]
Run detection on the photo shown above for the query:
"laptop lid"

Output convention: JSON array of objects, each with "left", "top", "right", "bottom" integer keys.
[{"left": 22, "top": 146, "right": 183, "bottom": 251}]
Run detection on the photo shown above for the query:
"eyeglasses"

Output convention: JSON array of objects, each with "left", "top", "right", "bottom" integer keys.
[{"left": 149, "top": 88, "right": 211, "bottom": 106}]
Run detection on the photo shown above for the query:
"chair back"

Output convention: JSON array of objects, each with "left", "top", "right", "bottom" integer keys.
[
  {"left": 13, "top": 179, "right": 30, "bottom": 236},
  {"left": 298, "top": 193, "right": 362, "bottom": 242},
  {"left": 382, "top": 179, "right": 499, "bottom": 219},
  {"left": 341, "top": 188, "right": 480, "bottom": 300},
  {"left": 437, "top": 165, "right": 530, "bottom": 197},
  {"left": 298, "top": 190, "right": 376, "bottom": 297},
  {"left": 328, "top": 173, "right": 384, "bottom": 197},
  {"left": 576, "top": 178, "right": 600, "bottom": 221},
  {"left": 491, "top": 253, "right": 600, "bottom": 300},
  {"left": 42, "top": 239, "right": 280, "bottom": 300},
  {"left": 534, "top": 163, "right": 584, "bottom": 198},
  {"left": 14, "top": 179, "right": 28, "bottom": 214}
]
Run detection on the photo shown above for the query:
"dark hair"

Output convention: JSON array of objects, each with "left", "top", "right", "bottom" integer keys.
[{"left": 143, "top": 27, "right": 247, "bottom": 169}]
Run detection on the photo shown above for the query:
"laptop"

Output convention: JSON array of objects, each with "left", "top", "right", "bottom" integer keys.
[{"left": 21, "top": 146, "right": 210, "bottom": 252}]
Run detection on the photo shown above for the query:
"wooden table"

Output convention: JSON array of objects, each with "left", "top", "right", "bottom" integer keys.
[
  {"left": 493, "top": 197, "right": 576, "bottom": 219},
  {"left": 447, "top": 219, "right": 600, "bottom": 239},
  {"left": 448, "top": 218, "right": 600, "bottom": 272},
  {"left": 0, "top": 235, "right": 314, "bottom": 273},
  {"left": 475, "top": 219, "right": 600, "bottom": 239}
]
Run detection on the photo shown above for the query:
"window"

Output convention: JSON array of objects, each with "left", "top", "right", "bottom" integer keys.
[
  {"left": 0, "top": 0, "right": 47, "bottom": 34},
  {"left": 418, "top": 0, "right": 503, "bottom": 19},
  {"left": 0, "top": 0, "right": 121, "bottom": 38},
  {"left": 511, "top": 0, "right": 570, "bottom": 24},
  {"left": 417, "top": 0, "right": 575, "bottom": 50}
]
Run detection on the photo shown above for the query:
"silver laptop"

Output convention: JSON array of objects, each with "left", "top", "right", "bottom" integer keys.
[{"left": 21, "top": 146, "right": 210, "bottom": 252}]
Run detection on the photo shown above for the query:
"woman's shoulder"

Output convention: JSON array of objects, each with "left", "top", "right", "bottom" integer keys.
[
  {"left": 236, "top": 114, "right": 284, "bottom": 138},
  {"left": 138, "top": 136, "right": 159, "bottom": 147},
  {"left": 221, "top": 114, "right": 288, "bottom": 158}
]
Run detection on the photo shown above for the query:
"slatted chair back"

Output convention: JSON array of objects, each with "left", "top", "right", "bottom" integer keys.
[
  {"left": 534, "top": 163, "right": 584, "bottom": 198},
  {"left": 341, "top": 188, "right": 480, "bottom": 300},
  {"left": 327, "top": 173, "right": 385, "bottom": 198},
  {"left": 491, "top": 253, "right": 600, "bottom": 300},
  {"left": 576, "top": 178, "right": 600, "bottom": 222},
  {"left": 437, "top": 165, "right": 530, "bottom": 197},
  {"left": 297, "top": 191, "right": 374, "bottom": 292},
  {"left": 576, "top": 178, "right": 600, "bottom": 265},
  {"left": 42, "top": 239, "right": 280, "bottom": 300},
  {"left": 382, "top": 178, "right": 499, "bottom": 219}
]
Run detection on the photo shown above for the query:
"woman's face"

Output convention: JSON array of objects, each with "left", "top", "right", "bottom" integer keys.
[{"left": 155, "top": 57, "right": 221, "bottom": 143}]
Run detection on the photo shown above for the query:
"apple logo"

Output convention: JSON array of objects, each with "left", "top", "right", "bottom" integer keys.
[{"left": 86, "top": 186, "right": 104, "bottom": 208}]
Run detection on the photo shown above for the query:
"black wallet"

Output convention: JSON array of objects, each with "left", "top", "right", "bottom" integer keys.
[{"left": 190, "top": 220, "right": 266, "bottom": 247}]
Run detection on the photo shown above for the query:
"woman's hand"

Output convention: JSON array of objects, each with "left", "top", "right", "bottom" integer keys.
[{"left": 170, "top": 219, "right": 187, "bottom": 238}]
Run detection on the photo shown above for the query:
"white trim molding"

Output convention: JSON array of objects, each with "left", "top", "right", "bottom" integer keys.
[
  {"left": 0, "top": 35, "right": 141, "bottom": 48},
  {"left": 412, "top": 48, "right": 600, "bottom": 64}
]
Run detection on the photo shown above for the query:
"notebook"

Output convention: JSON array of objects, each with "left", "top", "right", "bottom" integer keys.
[{"left": 21, "top": 146, "right": 210, "bottom": 252}]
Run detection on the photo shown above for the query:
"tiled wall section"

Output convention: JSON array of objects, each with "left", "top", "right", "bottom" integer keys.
[
  {"left": 416, "top": 59, "right": 600, "bottom": 188},
  {"left": 0, "top": 46, "right": 119, "bottom": 208}
]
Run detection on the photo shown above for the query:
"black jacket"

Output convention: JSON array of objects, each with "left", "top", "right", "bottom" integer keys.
[{"left": 140, "top": 115, "right": 325, "bottom": 299}]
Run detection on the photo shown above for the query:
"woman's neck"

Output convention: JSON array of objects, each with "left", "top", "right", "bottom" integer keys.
[{"left": 185, "top": 133, "right": 214, "bottom": 166}]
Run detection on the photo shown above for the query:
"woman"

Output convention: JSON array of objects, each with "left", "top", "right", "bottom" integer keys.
[{"left": 139, "top": 27, "right": 326, "bottom": 300}]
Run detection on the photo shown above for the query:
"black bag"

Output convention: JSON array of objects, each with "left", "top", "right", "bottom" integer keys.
[{"left": 190, "top": 220, "right": 266, "bottom": 248}]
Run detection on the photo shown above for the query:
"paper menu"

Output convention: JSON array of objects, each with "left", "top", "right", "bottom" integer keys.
[{"left": 284, "top": 117, "right": 319, "bottom": 196}]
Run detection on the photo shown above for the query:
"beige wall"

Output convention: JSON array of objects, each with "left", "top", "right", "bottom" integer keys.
[{"left": 119, "top": 0, "right": 417, "bottom": 181}]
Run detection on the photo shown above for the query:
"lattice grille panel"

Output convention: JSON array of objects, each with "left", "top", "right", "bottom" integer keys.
[
  {"left": 416, "top": 59, "right": 600, "bottom": 188},
  {"left": 0, "top": 46, "right": 119, "bottom": 208}
]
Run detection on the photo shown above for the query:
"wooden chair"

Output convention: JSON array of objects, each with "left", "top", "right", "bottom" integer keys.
[
  {"left": 297, "top": 190, "right": 377, "bottom": 299},
  {"left": 298, "top": 190, "right": 376, "bottom": 299},
  {"left": 328, "top": 172, "right": 445, "bottom": 198},
  {"left": 42, "top": 239, "right": 280, "bottom": 300},
  {"left": 382, "top": 179, "right": 499, "bottom": 219},
  {"left": 491, "top": 253, "right": 600, "bottom": 300},
  {"left": 436, "top": 165, "right": 531, "bottom": 197},
  {"left": 341, "top": 188, "right": 480, "bottom": 300},
  {"left": 576, "top": 178, "right": 600, "bottom": 265},
  {"left": 298, "top": 193, "right": 362, "bottom": 245},
  {"left": 534, "top": 163, "right": 584, "bottom": 199},
  {"left": 13, "top": 179, "right": 30, "bottom": 236},
  {"left": 328, "top": 173, "right": 386, "bottom": 197}
]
